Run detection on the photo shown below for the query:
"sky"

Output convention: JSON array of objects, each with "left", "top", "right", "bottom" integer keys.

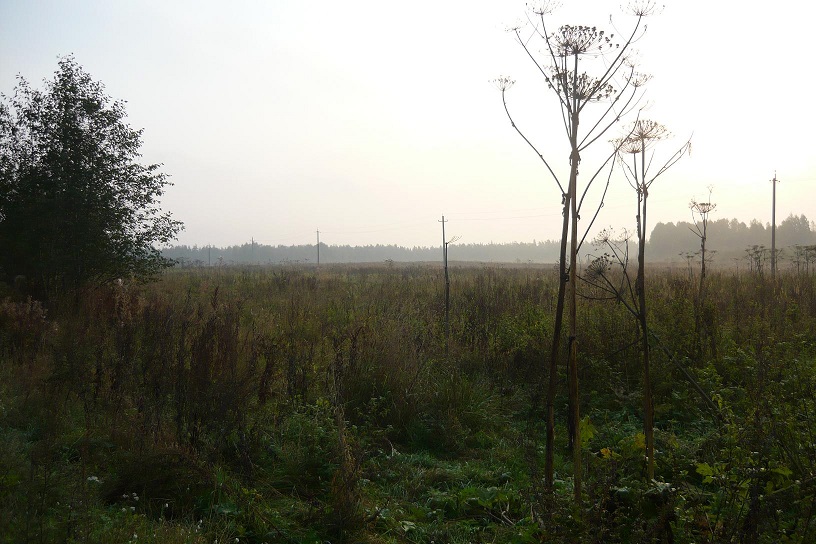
[{"left": 1, "top": 0, "right": 814, "bottom": 250}]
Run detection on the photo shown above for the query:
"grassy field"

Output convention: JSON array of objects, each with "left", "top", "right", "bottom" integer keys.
[{"left": 1, "top": 263, "right": 814, "bottom": 543}]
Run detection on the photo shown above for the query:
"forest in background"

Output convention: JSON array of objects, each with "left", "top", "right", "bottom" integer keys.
[
  {"left": 163, "top": 214, "right": 816, "bottom": 267},
  {"left": 648, "top": 214, "right": 816, "bottom": 263}
]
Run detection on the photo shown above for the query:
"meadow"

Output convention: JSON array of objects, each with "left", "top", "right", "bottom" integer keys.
[{"left": 0, "top": 263, "right": 814, "bottom": 543}]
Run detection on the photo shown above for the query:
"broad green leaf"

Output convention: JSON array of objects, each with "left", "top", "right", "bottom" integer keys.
[
  {"left": 580, "top": 416, "right": 597, "bottom": 444},
  {"left": 771, "top": 466, "right": 793, "bottom": 478}
]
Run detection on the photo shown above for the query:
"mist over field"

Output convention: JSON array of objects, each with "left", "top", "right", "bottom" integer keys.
[{"left": 164, "top": 214, "right": 816, "bottom": 266}]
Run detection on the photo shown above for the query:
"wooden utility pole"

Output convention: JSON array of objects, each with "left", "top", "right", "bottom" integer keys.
[
  {"left": 439, "top": 216, "right": 450, "bottom": 344},
  {"left": 316, "top": 229, "right": 320, "bottom": 267},
  {"left": 771, "top": 172, "right": 780, "bottom": 279}
]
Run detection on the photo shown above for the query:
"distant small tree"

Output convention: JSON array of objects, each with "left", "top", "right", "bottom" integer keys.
[{"left": 0, "top": 56, "right": 181, "bottom": 299}]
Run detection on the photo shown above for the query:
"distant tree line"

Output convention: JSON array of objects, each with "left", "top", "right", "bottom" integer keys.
[
  {"left": 162, "top": 240, "right": 564, "bottom": 266},
  {"left": 647, "top": 213, "right": 816, "bottom": 265},
  {"left": 163, "top": 214, "right": 816, "bottom": 268}
]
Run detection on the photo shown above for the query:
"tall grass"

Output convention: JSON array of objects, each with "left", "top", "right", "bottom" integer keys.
[{"left": 1, "top": 263, "right": 814, "bottom": 542}]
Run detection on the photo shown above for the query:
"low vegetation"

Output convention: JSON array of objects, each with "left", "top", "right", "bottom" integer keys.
[{"left": 1, "top": 263, "right": 814, "bottom": 542}]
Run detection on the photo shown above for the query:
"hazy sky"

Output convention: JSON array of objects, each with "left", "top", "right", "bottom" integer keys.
[{"left": 2, "top": 0, "right": 814, "bottom": 249}]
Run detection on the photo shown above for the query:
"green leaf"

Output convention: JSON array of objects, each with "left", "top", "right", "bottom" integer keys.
[
  {"left": 771, "top": 466, "right": 793, "bottom": 478},
  {"left": 580, "top": 416, "right": 597, "bottom": 444}
]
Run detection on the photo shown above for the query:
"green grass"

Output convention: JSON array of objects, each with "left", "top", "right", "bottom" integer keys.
[{"left": 1, "top": 264, "right": 815, "bottom": 542}]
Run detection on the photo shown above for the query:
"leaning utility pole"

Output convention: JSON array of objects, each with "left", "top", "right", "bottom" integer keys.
[{"left": 771, "top": 172, "right": 780, "bottom": 279}]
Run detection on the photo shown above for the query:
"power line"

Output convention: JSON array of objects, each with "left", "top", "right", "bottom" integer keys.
[
  {"left": 446, "top": 206, "right": 557, "bottom": 215},
  {"left": 320, "top": 222, "right": 427, "bottom": 235},
  {"left": 452, "top": 213, "right": 555, "bottom": 221}
]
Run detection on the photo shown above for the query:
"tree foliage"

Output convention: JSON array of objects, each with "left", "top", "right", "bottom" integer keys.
[{"left": 0, "top": 56, "right": 181, "bottom": 298}]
